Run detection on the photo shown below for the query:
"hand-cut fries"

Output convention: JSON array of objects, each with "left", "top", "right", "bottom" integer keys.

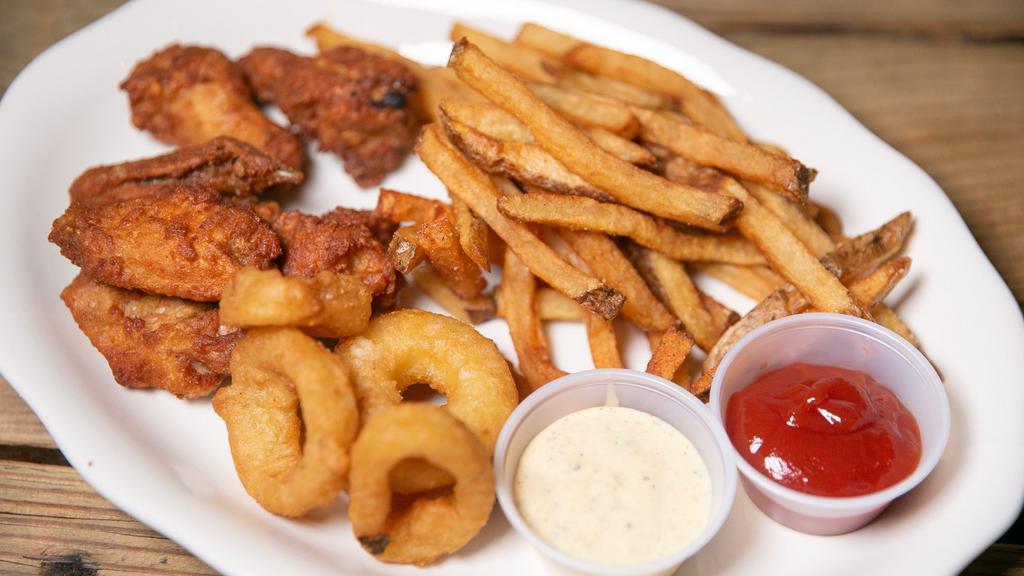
[
  {"left": 663, "top": 156, "right": 860, "bottom": 315},
  {"left": 451, "top": 23, "right": 556, "bottom": 83},
  {"left": 693, "top": 216, "right": 914, "bottom": 397},
  {"left": 634, "top": 107, "right": 814, "bottom": 202},
  {"left": 497, "top": 247, "right": 566, "bottom": 394},
  {"left": 646, "top": 326, "right": 693, "bottom": 381},
  {"left": 693, "top": 262, "right": 782, "bottom": 301},
  {"left": 376, "top": 188, "right": 445, "bottom": 223},
  {"left": 534, "top": 288, "right": 585, "bottom": 321},
  {"left": 416, "top": 124, "right": 623, "bottom": 319},
  {"left": 561, "top": 41, "right": 746, "bottom": 141},
  {"left": 417, "top": 214, "right": 487, "bottom": 299},
  {"left": 528, "top": 83, "right": 640, "bottom": 138},
  {"left": 559, "top": 230, "right": 676, "bottom": 331},
  {"left": 631, "top": 248, "right": 725, "bottom": 352},
  {"left": 497, "top": 191, "right": 765, "bottom": 265},
  {"left": 442, "top": 117, "right": 612, "bottom": 201},
  {"left": 387, "top": 226, "right": 426, "bottom": 274},
  {"left": 585, "top": 313, "right": 622, "bottom": 369},
  {"left": 448, "top": 39, "right": 741, "bottom": 231},
  {"left": 439, "top": 99, "right": 653, "bottom": 165},
  {"left": 451, "top": 197, "right": 491, "bottom": 271},
  {"left": 744, "top": 180, "right": 833, "bottom": 255},
  {"left": 513, "top": 22, "right": 579, "bottom": 59},
  {"left": 411, "top": 265, "right": 496, "bottom": 324},
  {"left": 548, "top": 67, "right": 676, "bottom": 110}
]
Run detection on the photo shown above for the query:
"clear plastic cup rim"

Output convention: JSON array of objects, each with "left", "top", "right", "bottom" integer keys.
[
  {"left": 708, "top": 313, "right": 950, "bottom": 512},
  {"left": 493, "top": 368, "right": 737, "bottom": 576}
]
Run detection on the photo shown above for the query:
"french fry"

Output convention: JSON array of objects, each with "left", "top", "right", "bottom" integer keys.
[
  {"left": 702, "top": 293, "right": 740, "bottom": 337},
  {"left": 534, "top": 287, "right": 585, "bottom": 321},
  {"left": 450, "top": 22, "right": 556, "bottom": 83},
  {"left": 632, "top": 247, "right": 724, "bottom": 351},
  {"left": 417, "top": 213, "right": 487, "bottom": 299},
  {"left": 871, "top": 304, "right": 921, "bottom": 348},
  {"left": 416, "top": 124, "right": 624, "bottom": 319},
  {"left": 823, "top": 212, "right": 912, "bottom": 282},
  {"left": 585, "top": 313, "right": 622, "bottom": 368},
  {"left": 442, "top": 117, "right": 613, "bottom": 201},
  {"left": 549, "top": 67, "right": 676, "bottom": 109},
  {"left": 387, "top": 226, "right": 426, "bottom": 274},
  {"left": 411, "top": 265, "right": 496, "bottom": 324},
  {"left": 448, "top": 39, "right": 742, "bottom": 231},
  {"left": 562, "top": 42, "right": 746, "bottom": 141},
  {"left": 514, "top": 22, "right": 580, "bottom": 59},
  {"left": 497, "top": 191, "right": 765, "bottom": 265},
  {"left": 662, "top": 156, "right": 860, "bottom": 315},
  {"left": 528, "top": 83, "right": 640, "bottom": 137},
  {"left": 646, "top": 326, "right": 693, "bottom": 381},
  {"left": 559, "top": 230, "right": 676, "bottom": 331},
  {"left": 375, "top": 188, "right": 446, "bottom": 223},
  {"left": 692, "top": 218, "right": 914, "bottom": 398},
  {"left": 439, "top": 99, "right": 653, "bottom": 165},
  {"left": 843, "top": 257, "right": 911, "bottom": 311},
  {"left": 692, "top": 262, "right": 782, "bottom": 300},
  {"left": 814, "top": 201, "right": 844, "bottom": 238},
  {"left": 451, "top": 197, "right": 491, "bottom": 271},
  {"left": 583, "top": 128, "right": 655, "bottom": 167},
  {"left": 634, "top": 107, "right": 814, "bottom": 202},
  {"left": 497, "top": 247, "right": 566, "bottom": 394},
  {"left": 744, "top": 181, "right": 833, "bottom": 256}
]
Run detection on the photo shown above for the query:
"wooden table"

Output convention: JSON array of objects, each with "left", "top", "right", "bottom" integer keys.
[{"left": 2, "top": 0, "right": 1021, "bottom": 574}]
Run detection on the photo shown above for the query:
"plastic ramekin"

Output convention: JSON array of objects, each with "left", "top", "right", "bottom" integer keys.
[
  {"left": 709, "top": 313, "right": 950, "bottom": 536},
  {"left": 493, "top": 369, "right": 737, "bottom": 576}
]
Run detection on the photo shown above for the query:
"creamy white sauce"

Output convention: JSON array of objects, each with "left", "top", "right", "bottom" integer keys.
[{"left": 514, "top": 405, "right": 712, "bottom": 565}]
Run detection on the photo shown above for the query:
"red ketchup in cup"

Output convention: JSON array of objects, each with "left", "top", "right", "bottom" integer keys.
[{"left": 726, "top": 363, "right": 922, "bottom": 497}]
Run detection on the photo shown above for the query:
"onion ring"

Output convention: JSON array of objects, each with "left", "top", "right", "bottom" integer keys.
[
  {"left": 219, "top": 267, "right": 371, "bottom": 339},
  {"left": 348, "top": 404, "right": 495, "bottom": 565},
  {"left": 212, "top": 327, "right": 358, "bottom": 517},
  {"left": 335, "top": 309, "right": 517, "bottom": 493}
]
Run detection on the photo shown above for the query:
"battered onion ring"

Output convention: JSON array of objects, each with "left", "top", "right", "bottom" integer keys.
[
  {"left": 335, "top": 309, "right": 517, "bottom": 493},
  {"left": 348, "top": 404, "right": 495, "bottom": 565},
  {"left": 212, "top": 327, "right": 358, "bottom": 517},
  {"left": 219, "top": 267, "right": 371, "bottom": 338}
]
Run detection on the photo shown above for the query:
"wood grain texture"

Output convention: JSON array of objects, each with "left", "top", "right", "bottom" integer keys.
[
  {"left": 0, "top": 460, "right": 215, "bottom": 574},
  {"left": 1, "top": 0, "right": 1022, "bottom": 574},
  {"left": 0, "top": 377, "right": 56, "bottom": 449}
]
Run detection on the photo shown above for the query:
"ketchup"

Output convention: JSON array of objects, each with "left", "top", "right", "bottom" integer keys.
[{"left": 726, "top": 363, "right": 921, "bottom": 497}]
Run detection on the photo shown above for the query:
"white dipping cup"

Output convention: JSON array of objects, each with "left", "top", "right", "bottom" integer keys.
[
  {"left": 709, "top": 313, "right": 949, "bottom": 535},
  {"left": 494, "top": 369, "right": 737, "bottom": 576}
]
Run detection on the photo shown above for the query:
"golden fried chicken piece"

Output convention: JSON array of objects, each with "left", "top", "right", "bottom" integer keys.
[
  {"left": 273, "top": 208, "right": 399, "bottom": 309},
  {"left": 121, "top": 45, "right": 305, "bottom": 168},
  {"left": 239, "top": 46, "right": 421, "bottom": 187},
  {"left": 50, "top": 185, "right": 281, "bottom": 301},
  {"left": 61, "top": 274, "right": 242, "bottom": 398},
  {"left": 69, "top": 136, "right": 303, "bottom": 207}
]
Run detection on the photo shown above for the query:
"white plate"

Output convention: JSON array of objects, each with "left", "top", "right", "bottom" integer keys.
[{"left": 1, "top": 0, "right": 1021, "bottom": 574}]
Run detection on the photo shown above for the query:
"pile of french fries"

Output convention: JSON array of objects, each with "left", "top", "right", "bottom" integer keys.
[{"left": 307, "top": 22, "right": 926, "bottom": 399}]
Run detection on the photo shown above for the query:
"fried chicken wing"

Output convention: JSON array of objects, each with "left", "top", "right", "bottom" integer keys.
[
  {"left": 61, "top": 274, "right": 242, "bottom": 398},
  {"left": 273, "top": 208, "right": 399, "bottom": 309},
  {"left": 121, "top": 45, "right": 305, "bottom": 168},
  {"left": 239, "top": 46, "right": 421, "bottom": 187},
  {"left": 50, "top": 185, "right": 281, "bottom": 301},
  {"left": 69, "top": 136, "right": 303, "bottom": 206}
]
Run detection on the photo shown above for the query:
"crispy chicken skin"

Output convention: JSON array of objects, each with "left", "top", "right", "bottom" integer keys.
[
  {"left": 69, "top": 136, "right": 303, "bottom": 206},
  {"left": 120, "top": 45, "right": 305, "bottom": 168},
  {"left": 239, "top": 46, "right": 421, "bottom": 187},
  {"left": 273, "top": 208, "right": 399, "bottom": 309},
  {"left": 49, "top": 185, "right": 281, "bottom": 301},
  {"left": 61, "top": 274, "right": 242, "bottom": 398}
]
